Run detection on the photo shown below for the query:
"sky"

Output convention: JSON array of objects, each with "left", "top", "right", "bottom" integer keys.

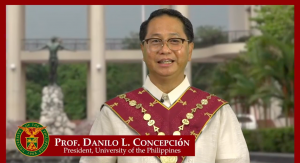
[{"left": 24, "top": 5, "right": 229, "bottom": 39}]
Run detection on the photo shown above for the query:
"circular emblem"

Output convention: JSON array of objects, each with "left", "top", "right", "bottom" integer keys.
[
  {"left": 173, "top": 131, "right": 181, "bottom": 135},
  {"left": 201, "top": 99, "right": 208, "bottom": 105},
  {"left": 147, "top": 120, "right": 155, "bottom": 126},
  {"left": 196, "top": 104, "right": 203, "bottom": 109},
  {"left": 157, "top": 132, "right": 165, "bottom": 135},
  {"left": 186, "top": 113, "right": 194, "bottom": 119},
  {"left": 160, "top": 156, "right": 178, "bottom": 163},
  {"left": 143, "top": 113, "right": 151, "bottom": 121},
  {"left": 129, "top": 100, "right": 137, "bottom": 106},
  {"left": 15, "top": 122, "right": 49, "bottom": 157},
  {"left": 182, "top": 119, "right": 189, "bottom": 125}
]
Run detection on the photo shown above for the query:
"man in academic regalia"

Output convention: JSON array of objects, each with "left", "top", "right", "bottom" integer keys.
[{"left": 80, "top": 8, "right": 250, "bottom": 163}]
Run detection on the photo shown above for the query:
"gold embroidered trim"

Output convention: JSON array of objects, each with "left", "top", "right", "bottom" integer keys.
[
  {"left": 190, "top": 130, "right": 198, "bottom": 138},
  {"left": 204, "top": 112, "right": 213, "bottom": 118},
  {"left": 178, "top": 99, "right": 187, "bottom": 106},
  {"left": 125, "top": 117, "right": 134, "bottom": 124},
  {"left": 218, "top": 99, "right": 227, "bottom": 104},
  {"left": 117, "top": 93, "right": 216, "bottom": 137},
  {"left": 138, "top": 90, "right": 146, "bottom": 94},
  {"left": 109, "top": 102, "right": 118, "bottom": 108},
  {"left": 115, "top": 91, "right": 228, "bottom": 163},
  {"left": 149, "top": 100, "right": 159, "bottom": 107},
  {"left": 142, "top": 87, "right": 191, "bottom": 111},
  {"left": 189, "top": 88, "right": 197, "bottom": 93}
]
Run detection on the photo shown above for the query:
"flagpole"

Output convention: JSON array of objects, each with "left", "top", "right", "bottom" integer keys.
[{"left": 142, "top": 5, "right": 147, "bottom": 84}]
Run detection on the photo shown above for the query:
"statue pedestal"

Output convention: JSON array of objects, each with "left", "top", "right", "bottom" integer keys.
[{"left": 39, "top": 84, "right": 75, "bottom": 135}]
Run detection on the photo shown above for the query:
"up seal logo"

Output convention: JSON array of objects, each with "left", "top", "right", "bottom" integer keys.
[{"left": 15, "top": 122, "right": 49, "bottom": 157}]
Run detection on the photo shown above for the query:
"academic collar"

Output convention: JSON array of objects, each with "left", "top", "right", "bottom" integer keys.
[{"left": 142, "top": 75, "right": 191, "bottom": 105}]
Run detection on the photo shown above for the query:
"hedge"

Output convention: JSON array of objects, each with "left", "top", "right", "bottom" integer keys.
[{"left": 243, "top": 127, "right": 294, "bottom": 153}]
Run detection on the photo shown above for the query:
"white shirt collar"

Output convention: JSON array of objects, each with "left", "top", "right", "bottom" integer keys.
[{"left": 142, "top": 76, "right": 191, "bottom": 104}]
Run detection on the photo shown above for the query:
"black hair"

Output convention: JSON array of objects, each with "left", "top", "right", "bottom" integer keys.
[{"left": 139, "top": 8, "right": 194, "bottom": 43}]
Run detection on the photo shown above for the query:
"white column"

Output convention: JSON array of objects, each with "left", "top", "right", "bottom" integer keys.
[
  {"left": 86, "top": 62, "right": 91, "bottom": 118},
  {"left": 228, "top": 5, "right": 247, "bottom": 31},
  {"left": 87, "top": 5, "right": 91, "bottom": 41},
  {"left": 228, "top": 5, "right": 249, "bottom": 42},
  {"left": 88, "top": 5, "right": 106, "bottom": 120},
  {"left": 142, "top": 5, "right": 147, "bottom": 83},
  {"left": 86, "top": 5, "right": 91, "bottom": 114},
  {"left": 20, "top": 5, "right": 25, "bottom": 50},
  {"left": 174, "top": 5, "right": 192, "bottom": 83},
  {"left": 7, "top": 5, "right": 26, "bottom": 121}
]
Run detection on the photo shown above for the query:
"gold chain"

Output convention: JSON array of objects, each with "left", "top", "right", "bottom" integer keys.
[
  {"left": 118, "top": 94, "right": 213, "bottom": 135},
  {"left": 118, "top": 93, "right": 214, "bottom": 163}
]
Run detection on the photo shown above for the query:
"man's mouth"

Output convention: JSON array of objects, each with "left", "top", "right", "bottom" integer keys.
[{"left": 157, "top": 59, "right": 175, "bottom": 64}]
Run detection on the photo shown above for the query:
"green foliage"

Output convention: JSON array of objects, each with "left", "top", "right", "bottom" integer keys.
[
  {"left": 26, "top": 64, "right": 87, "bottom": 120},
  {"left": 191, "top": 26, "right": 230, "bottom": 92},
  {"left": 26, "top": 64, "right": 49, "bottom": 86},
  {"left": 57, "top": 64, "right": 87, "bottom": 120},
  {"left": 26, "top": 64, "right": 48, "bottom": 120},
  {"left": 209, "top": 5, "right": 294, "bottom": 123},
  {"left": 246, "top": 5, "right": 294, "bottom": 124},
  {"left": 246, "top": 35, "right": 294, "bottom": 115},
  {"left": 26, "top": 62, "right": 144, "bottom": 120},
  {"left": 26, "top": 80, "right": 43, "bottom": 120},
  {"left": 122, "top": 32, "right": 140, "bottom": 49},
  {"left": 243, "top": 127, "right": 294, "bottom": 153},
  {"left": 251, "top": 5, "right": 294, "bottom": 43},
  {"left": 194, "top": 25, "right": 228, "bottom": 48},
  {"left": 106, "top": 63, "right": 143, "bottom": 100},
  {"left": 192, "top": 63, "right": 218, "bottom": 91}
]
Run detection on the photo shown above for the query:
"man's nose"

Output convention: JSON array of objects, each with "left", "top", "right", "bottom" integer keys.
[{"left": 158, "top": 41, "right": 171, "bottom": 54}]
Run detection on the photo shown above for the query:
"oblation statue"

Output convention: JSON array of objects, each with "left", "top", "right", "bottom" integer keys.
[
  {"left": 37, "top": 37, "right": 66, "bottom": 85},
  {"left": 32, "top": 37, "right": 76, "bottom": 136}
]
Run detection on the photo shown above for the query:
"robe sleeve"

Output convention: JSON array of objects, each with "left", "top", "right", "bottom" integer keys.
[
  {"left": 215, "top": 104, "right": 250, "bottom": 163},
  {"left": 79, "top": 105, "right": 117, "bottom": 163}
]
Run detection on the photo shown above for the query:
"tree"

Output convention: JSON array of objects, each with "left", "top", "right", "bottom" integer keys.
[
  {"left": 210, "top": 5, "right": 294, "bottom": 127},
  {"left": 192, "top": 63, "right": 218, "bottom": 91},
  {"left": 194, "top": 25, "right": 228, "bottom": 48},
  {"left": 122, "top": 32, "right": 140, "bottom": 49},
  {"left": 26, "top": 64, "right": 87, "bottom": 120},
  {"left": 25, "top": 31, "right": 144, "bottom": 120},
  {"left": 26, "top": 64, "right": 48, "bottom": 120},
  {"left": 192, "top": 26, "right": 229, "bottom": 91},
  {"left": 106, "top": 63, "right": 143, "bottom": 100},
  {"left": 246, "top": 35, "right": 294, "bottom": 126},
  {"left": 251, "top": 5, "right": 294, "bottom": 43},
  {"left": 57, "top": 64, "right": 87, "bottom": 120},
  {"left": 247, "top": 5, "right": 294, "bottom": 126}
]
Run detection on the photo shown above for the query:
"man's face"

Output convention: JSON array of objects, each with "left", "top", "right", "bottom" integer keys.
[{"left": 141, "top": 15, "right": 194, "bottom": 78}]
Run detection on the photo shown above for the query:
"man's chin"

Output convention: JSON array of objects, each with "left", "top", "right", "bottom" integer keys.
[{"left": 157, "top": 72, "right": 176, "bottom": 77}]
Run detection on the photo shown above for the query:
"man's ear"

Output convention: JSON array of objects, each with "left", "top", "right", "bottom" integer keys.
[
  {"left": 140, "top": 43, "right": 146, "bottom": 62},
  {"left": 140, "top": 43, "right": 144, "bottom": 51},
  {"left": 188, "top": 42, "right": 194, "bottom": 61}
]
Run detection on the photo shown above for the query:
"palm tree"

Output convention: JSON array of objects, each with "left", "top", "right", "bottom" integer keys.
[{"left": 245, "top": 35, "right": 294, "bottom": 126}]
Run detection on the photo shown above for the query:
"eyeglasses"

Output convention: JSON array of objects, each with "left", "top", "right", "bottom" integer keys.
[{"left": 142, "top": 38, "right": 190, "bottom": 52}]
